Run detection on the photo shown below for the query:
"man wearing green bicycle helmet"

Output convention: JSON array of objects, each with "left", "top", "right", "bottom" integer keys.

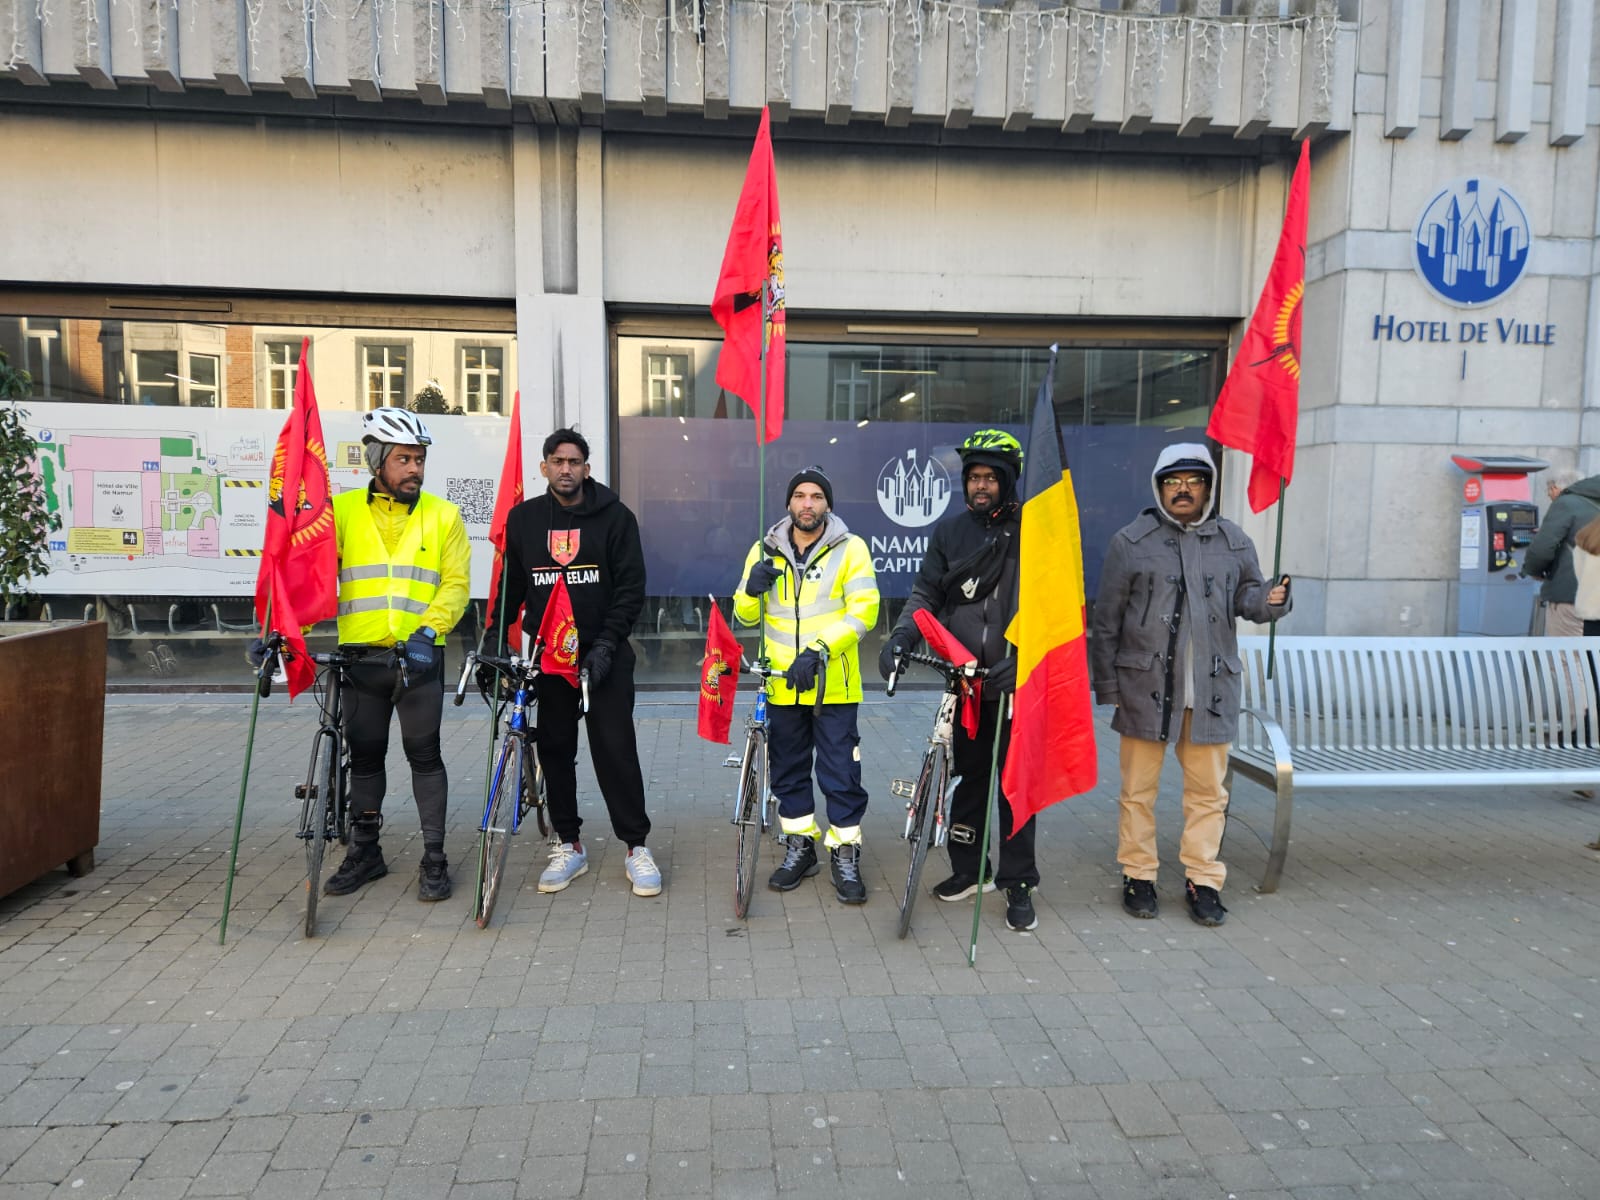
[{"left": 880, "top": 427, "right": 1041, "bottom": 933}]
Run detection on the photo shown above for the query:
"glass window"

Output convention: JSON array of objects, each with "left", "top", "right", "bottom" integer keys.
[
  {"left": 133, "top": 350, "right": 179, "bottom": 405},
  {"left": 461, "top": 345, "right": 503, "bottom": 414},
  {"left": 188, "top": 354, "right": 219, "bottom": 408},
  {"left": 13, "top": 318, "right": 67, "bottom": 398},
  {"left": 265, "top": 341, "right": 300, "bottom": 409},
  {"left": 645, "top": 351, "right": 691, "bottom": 417},
  {"left": 363, "top": 343, "right": 408, "bottom": 409}
]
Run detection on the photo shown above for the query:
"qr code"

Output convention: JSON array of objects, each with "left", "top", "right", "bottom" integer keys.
[{"left": 447, "top": 478, "right": 497, "bottom": 526}]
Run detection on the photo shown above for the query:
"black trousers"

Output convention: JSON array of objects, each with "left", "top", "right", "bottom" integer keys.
[
  {"left": 342, "top": 650, "right": 448, "bottom": 850},
  {"left": 536, "top": 640, "right": 651, "bottom": 849},
  {"left": 767, "top": 702, "right": 869, "bottom": 831},
  {"left": 948, "top": 699, "right": 1039, "bottom": 888}
]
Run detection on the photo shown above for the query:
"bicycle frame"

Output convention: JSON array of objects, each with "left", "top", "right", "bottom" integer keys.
[{"left": 730, "top": 657, "right": 777, "bottom": 919}]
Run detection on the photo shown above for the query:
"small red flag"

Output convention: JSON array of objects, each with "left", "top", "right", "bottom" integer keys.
[
  {"left": 486, "top": 390, "right": 524, "bottom": 652},
  {"left": 697, "top": 603, "right": 742, "bottom": 744},
  {"left": 711, "top": 106, "right": 785, "bottom": 443},
  {"left": 537, "top": 574, "right": 580, "bottom": 687},
  {"left": 254, "top": 336, "right": 336, "bottom": 699},
  {"left": 912, "top": 609, "right": 982, "bottom": 738},
  {"left": 1207, "top": 140, "right": 1309, "bottom": 513}
]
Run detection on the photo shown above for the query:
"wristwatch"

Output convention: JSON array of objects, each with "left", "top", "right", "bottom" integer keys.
[{"left": 418, "top": 626, "right": 438, "bottom": 642}]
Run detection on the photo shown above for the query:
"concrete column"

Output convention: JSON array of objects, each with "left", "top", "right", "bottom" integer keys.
[
  {"left": 1494, "top": 0, "right": 1534, "bottom": 144},
  {"left": 1438, "top": 0, "right": 1479, "bottom": 141},
  {"left": 1382, "top": 0, "right": 1422, "bottom": 138},
  {"left": 1549, "top": 0, "right": 1592, "bottom": 147}
]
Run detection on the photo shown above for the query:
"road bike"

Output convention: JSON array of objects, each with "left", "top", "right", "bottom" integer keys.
[
  {"left": 726, "top": 657, "right": 778, "bottom": 920},
  {"left": 885, "top": 649, "right": 986, "bottom": 939},
  {"left": 455, "top": 645, "right": 588, "bottom": 928}
]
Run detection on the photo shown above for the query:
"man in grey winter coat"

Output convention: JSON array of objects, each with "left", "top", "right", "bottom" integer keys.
[
  {"left": 1523, "top": 467, "right": 1600, "bottom": 637},
  {"left": 1089, "top": 443, "right": 1289, "bottom": 928}
]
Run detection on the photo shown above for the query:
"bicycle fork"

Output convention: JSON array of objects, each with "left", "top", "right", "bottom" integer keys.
[{"left": 891, "top": 770, "right": 962, "bottom": 848}]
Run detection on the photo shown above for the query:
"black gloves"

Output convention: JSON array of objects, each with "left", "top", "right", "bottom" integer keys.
[
  {"left": 984, "top": 656, "right": 1016, "bottom": 694},
  {"left": 475, "top": 662, "right": 500, "bottom": 698},
  {"left": 404, "top": 628, "right": 441, "bottom": 676},
  {"left": 742, "top": 559, "right": 783, "bottom": 598},
  {"left": 878, "top": 628, "right": 916, "bottom": 681},
  {"left": 582, "top": 641, "right": 615, "bottom": 688},
  {"left": 246, "top": 637, "right": 274, "bottom": 670},
  {"left": 785, "top": 647, "right": 824, "bottom": 692}
]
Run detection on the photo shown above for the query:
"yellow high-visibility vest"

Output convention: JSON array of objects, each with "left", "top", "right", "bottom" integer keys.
[{"left": 333, "top": 489, "right": 456, "bottom": 645}]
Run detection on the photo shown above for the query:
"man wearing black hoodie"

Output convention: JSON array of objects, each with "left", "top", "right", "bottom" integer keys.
[
  {"left": 878, "top": 429, "right": 1039, "bottom": 933},
  {"left": 486, "top": 428, "right": 660, "bottom": 898}
]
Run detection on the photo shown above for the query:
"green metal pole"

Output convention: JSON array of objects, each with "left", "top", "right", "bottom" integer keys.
[
  {"left": 1266, "top": 475, "right": 1286, "bottom": 680},
  {"left": 756, "top": 279, "right": 770, "bottom": 664},
  {"left": 220, "top": 592, "right": 271, "bottom": 945},
  {"left": 968, "top": 685, "right": 1010, "bottom": 967}
]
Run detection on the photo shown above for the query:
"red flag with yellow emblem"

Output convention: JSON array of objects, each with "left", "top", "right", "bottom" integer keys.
[
  {"left": 254, "top": 336, "right": 336, "bottom": 699},
  {"left": 1206, "top": 140, "right": 1309, "bottom": 513},
  {"left": 697, "top": 603, "right": 742, "bottom": 743},
  {"left": 486, "top": 390, "right": 524, "bottom": 651},
  {"left": 537, "top": 574, "right": 580, "bottom": 687}
]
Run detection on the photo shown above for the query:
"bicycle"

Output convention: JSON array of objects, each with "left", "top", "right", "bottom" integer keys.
[
  {"left": 885, "top": 650, "right": 987, "bottom": 939},
  {"left": 455, "top": 645, "right": 589, "bottom": 928},
  {"left": 725, "top": 657, "right": 778, "bottom": 920},
  {"left": 255, "top": 634, "right": 386, "bottom": 939}
]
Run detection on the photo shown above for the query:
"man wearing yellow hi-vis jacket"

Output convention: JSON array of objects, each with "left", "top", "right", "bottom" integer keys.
[
  {"left": 734, "top": 467, "right": 880, "bottom": 904},
  {"left": 328, "top": 407, "right": 470, "bottom": 904}
]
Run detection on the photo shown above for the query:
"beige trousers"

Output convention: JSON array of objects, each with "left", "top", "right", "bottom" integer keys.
[
  {"left": 1546, "top": 602, "right": 1584, "bottom": 638},
  {"left": 1117, "top": 710, "right": 1231, "bottom": 890}
]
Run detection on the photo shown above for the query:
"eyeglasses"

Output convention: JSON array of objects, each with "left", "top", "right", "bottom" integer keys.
[{"left": 1160, "top": 475, "right": 1209, "bottom": 490}]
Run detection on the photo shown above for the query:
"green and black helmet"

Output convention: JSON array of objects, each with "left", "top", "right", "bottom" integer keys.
[{"left": 957, "top": 428, "right": 1024, "bottom": 500}]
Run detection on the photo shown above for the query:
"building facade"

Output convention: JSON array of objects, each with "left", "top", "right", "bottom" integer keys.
[{"left": 1, "top": 0, "right": 1596, "bottom": 678}]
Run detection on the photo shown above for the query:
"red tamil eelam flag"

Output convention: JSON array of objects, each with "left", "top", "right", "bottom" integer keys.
[
  {"left": 710, "top": 106, "right": 785, "bottom": 443},
  {"left": 537, "top": 574, "right": 580, "bottom": 687},
  {"left": 254, "top": 336, "right": 336, "bottom": 699},
  {"left": 697, "top": 601, "right": 742, "bottom": 744},
  {"left": 486, "top": 390, "right": 524, "bottom": 652},
  {"left": 1206, "top": 140, "right": 1309, "bottom": 513},
  {"left": 912, "top": 608, "right": 982, "bottom": 739},
  {"left": 1001, "top": 349, "right": 1098, "bottom": 827}
]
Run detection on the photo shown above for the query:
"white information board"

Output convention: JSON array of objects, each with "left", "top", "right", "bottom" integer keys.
[{"left": 23, "top": 402, "right": 514, "bottom": 598}]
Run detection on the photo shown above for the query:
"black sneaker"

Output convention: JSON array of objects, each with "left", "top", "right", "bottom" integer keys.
[
  {"left": 1185, "top": 879, "right": 1228, "bottom": 927},
  {"left": 768, "top": 835, "right": 820, "bottom": 891},
  {"left": 1004, "top": 884, "right": 1038, "bottom": 932},
  {"left": 931, "top": 872, "right": 996, "bottom": 902},
  {"left": 418, "top": 855, "right": 451, "bottom": 902},
  {"left": 324, "top": 845, "right": 388, "bottom": 896},
  {"left": 830, "top": 845, "right": 867, "bottom": 905},
  {"left": 1121, "top": 875, "right": 1158, "bottom": 919}
]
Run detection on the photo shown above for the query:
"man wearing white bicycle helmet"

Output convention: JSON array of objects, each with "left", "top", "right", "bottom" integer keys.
[{"left": 322, "top": 406, "right": 470, "bottom": 903}]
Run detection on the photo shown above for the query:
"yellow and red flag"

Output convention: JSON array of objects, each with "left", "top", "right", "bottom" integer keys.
[
  {"left": 537, "top": 574, "right": 580, "bottom": 687},
  {"left": 710, "top": 106, "right": 785, "bottom": 443},
  {"left": 254, "top": 336, "right": 336, "bottom": 699},
  {"left": 1206, "top": 140, "right": 1309, "bottom": 513},
  {"left": 486, "top": 390, "right": 524, "bottom": 651},
  {"left": 697, "top": 602, "right": 742, "bottom": 744},
  {"left": 1001, "top": 350, "right": 1098, "bottom": 826}
]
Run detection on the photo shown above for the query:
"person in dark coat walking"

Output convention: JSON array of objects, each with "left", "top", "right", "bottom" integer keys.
[{"left": 1089, "top": 443, "right": 1288, "bottom": 927}]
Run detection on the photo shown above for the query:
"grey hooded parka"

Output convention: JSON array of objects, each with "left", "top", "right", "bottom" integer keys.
[{"left": 1089, "top": 443, "right": 1291, "bottom": 745}]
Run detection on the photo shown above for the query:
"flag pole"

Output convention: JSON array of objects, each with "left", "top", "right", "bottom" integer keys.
[
  {"left": 1266, "top": 475, "right": 1286, "bottom": 680},
  {"left": 968, "top": 682, "right": 1010, "bottom": 967},
  {"left": 221, "top": 590, "right": 272, "bottom": 945},
  {"left": 756, "top": 278, "right": 770, "bottom": 665}
]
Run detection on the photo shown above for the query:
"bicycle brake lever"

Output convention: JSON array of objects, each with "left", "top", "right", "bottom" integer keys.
[
  {"left": 453, "top": 651, "right": 474, "bottom": 707},
  {"left": 580, "top": 669, "right": 591, "bottom": 716}
]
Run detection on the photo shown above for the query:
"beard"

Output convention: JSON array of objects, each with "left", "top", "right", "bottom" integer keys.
[{"left": 792, "top": 510, "right": 823, "bottom": 531}]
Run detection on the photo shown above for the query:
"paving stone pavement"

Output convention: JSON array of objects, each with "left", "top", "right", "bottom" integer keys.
[{"left": 3, "top": 687, "right": 1600, "bottom": 1199}]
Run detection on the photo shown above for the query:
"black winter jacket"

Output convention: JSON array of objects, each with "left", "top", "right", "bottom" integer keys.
[
  {"left": 1524, "top": 475, "right": 1600, "bottom": 605},
  {"left": 491, "top": 480, "right": 647, "bottom": 654},
  {"left": 892, "top": 501, "right": 1019, "bottom": 674}
]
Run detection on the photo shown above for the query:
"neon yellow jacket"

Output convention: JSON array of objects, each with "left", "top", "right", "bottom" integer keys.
[
  {"left": 733, "top": 514, "right": 880, "bottom": 705},
  {"left": 333, "top": 486, "right": 470, "bottom": 646}
]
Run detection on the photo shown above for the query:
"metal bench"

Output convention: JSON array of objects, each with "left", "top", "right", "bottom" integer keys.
[{"left": 1228, "top": 636, "right": 1600, "bottom": 893}]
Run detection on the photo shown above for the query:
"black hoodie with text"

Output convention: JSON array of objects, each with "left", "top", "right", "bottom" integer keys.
[{"left": 492, "top": 479, "right": 647, "bottom": 654}]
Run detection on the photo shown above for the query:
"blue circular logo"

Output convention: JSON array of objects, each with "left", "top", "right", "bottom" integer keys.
[{"left": 1412, "top": 176, "right": 1531, "bottom": 308}]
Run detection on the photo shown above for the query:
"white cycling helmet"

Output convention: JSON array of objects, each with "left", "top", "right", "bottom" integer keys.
[{"left": 362, "top": 407, "right": 433, "bottom": 447}]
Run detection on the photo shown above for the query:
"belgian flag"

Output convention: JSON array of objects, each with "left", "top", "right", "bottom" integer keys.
[{"left": 1001, "top": 349, "right": 1098, "bottom": 824}]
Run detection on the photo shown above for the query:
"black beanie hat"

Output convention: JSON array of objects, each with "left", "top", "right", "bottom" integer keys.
[{"left": 786, "top": 466, "right": 834, "bottom": 509}]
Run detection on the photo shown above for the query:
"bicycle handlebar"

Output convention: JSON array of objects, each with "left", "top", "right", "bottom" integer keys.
[{"left": 885, "top": 650, "right": 988, "bottom": 697}]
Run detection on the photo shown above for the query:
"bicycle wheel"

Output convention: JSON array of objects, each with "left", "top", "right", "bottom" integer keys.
[
  {"left": 897, "top": 746, "right": 944, "bottom": 940},
  {"left": 523, "top": 744, "right": 549, "bottom": 839},
  {"left": 475, "top": 737, "right": 518, "bottom": 929},
  {"left": 300, "top": 729, "right": 334, "bottom": 939},
  {"left": 732, "top": 728, "right": 767, "bottom": 920}
]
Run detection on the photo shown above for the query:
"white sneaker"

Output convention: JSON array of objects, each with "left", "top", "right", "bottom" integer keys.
[
  {"left": 625, "top": 846, "right": 662, "bottom": 897},
  {"left": 538, "top": 842, "right": 589, "bottom": 893}
]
